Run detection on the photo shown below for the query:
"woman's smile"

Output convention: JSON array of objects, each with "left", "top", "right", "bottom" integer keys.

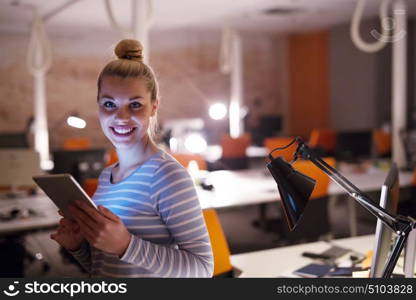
[{"left": 110, "top": 126, "right": 137, "bottom": 137}]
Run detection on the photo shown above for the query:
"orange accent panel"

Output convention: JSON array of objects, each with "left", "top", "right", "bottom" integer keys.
[{"left": 288, "top": 31, "right": 329, "bottom": 138}]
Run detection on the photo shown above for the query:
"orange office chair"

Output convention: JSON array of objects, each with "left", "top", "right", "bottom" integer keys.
[
  {"left": 171, "top": 153, "right": 207, "bottom": 170},
  {"left": 220, "top": 134, "right": 251, "bottom": 169},
  {"left": 106, "top": 149, "right": 118, "bottom": 166},
  {"left": 373, "top": 130, "right": 391, "bottom": 157},
  {"left": 292, "top": 157, "right": 336, "bottom": 199},
  {"left": 202, "top": 208, "right": 235, "bottom": 277},
  {"left": 221, "top": 134, "right": 251, "bottom": 158},
  {"left": 308, "top": 129, "right": 336, "bottom": 155},
  {"left": 83, "top": 178, "right": 98, "bottom": 197},
  {"left": 63, "top": 138, "right": 91, "bottom": 150},
  {"left": 264, "top": 137, "right": 297, "bottom": 162},
  {"left": 412, "top": 168, "right": 416, "bottom": 186}
]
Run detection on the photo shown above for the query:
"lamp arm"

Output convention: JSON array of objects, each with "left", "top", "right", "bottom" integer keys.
[
  {"left": 295, "top": 140, "right": 399, "bottom": 231},
  {"left": 294, "top": 138, "right": 416, "bottom": 278},
  {"left": 293, "top": 139, "right": 416, "bottom": 277}
]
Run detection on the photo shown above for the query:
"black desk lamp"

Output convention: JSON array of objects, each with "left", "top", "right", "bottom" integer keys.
[{"left": 267, "top": 137, "right": 416, "bottom": 278}]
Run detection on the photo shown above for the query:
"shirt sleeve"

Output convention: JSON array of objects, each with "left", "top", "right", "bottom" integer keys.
[
  {"left": 119, "top": 161, "right": 214, "bottom": 277},
  {"left": 68, "top": 240, "right": 91, "bottom": 273}
]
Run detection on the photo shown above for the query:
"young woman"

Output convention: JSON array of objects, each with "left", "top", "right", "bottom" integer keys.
[{"left": 50, "top": 39, "right": 213, "bottom": 278}]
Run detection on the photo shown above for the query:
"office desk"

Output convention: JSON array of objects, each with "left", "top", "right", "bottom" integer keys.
[
  {"left": 0, "top": 194, "right": 59, "bottom": 236},
  {"left": 202, "top": 145, "right": 268, "bottom": 162},
  {"left": 197, "top": 166, "right": 413, "bottom": 208},
  {"left": 197, "top": 169, "right": 278, "bottom": 209},
  {"left": 231, "top": 235, "right": 375, "bottom": 277},
  {"left": 0, "top": 166, "right": 412, "bottom": 236}
]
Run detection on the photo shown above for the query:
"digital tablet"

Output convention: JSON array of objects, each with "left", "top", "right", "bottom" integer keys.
[{"left": 33, "top": 174, "right": 98, "bottom": 218}]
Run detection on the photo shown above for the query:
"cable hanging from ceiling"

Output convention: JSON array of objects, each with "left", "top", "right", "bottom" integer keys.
[
  {"left": 350, "top": 0, "right": 391, "bottom": 52},
  {"left": 350, "top": 0, "right": 407, "bottom": 168},
  {"left": 104, "top": 0, "right": 154, "bottom": 63}
]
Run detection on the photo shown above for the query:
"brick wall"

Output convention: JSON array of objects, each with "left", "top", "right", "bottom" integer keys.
[{"left": 0, "top": 30, "right": 288, "bottom": 149}]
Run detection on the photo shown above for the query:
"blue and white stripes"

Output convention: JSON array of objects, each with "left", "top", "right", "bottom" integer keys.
[{"left": 70, "top": 151, "right": 213, "bottom": 277}]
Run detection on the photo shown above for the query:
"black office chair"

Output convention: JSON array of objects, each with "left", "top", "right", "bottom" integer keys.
[
  {"left": 0, "top": 234, "right": 50, "bottom": 277},
  {"left": 0, "top": 208, "right": 51, "bottom": 277},
  {"left": 273, "top": 196, "right": 332, "bottom": 245}
]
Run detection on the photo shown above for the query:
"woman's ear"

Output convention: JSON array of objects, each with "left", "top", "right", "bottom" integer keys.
[{"left": 151, "top": 99, "right": 159, "bottom": 117}]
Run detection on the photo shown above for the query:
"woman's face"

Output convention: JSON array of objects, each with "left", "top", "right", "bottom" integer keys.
[{"left": 98, "top": 75, "right": 158, "bottom": 149}]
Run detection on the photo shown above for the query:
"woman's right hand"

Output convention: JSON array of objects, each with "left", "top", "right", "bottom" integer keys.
[{"left": 50, "top": 211, "right": 84, "bottom": 251}]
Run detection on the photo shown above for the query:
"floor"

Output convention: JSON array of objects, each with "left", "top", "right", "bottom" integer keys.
[{"left": 7, "top": 192, "right": 383, "bottom": 278}]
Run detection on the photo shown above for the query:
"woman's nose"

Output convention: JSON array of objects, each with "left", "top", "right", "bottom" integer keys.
[{"left": 115, "top": 106, "right": 131, "bottom": 120}]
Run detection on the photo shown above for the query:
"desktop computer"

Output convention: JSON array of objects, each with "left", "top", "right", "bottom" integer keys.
[
  {"left": 52, "top": 149, "right": 106, "bottom": 184},
  {"left": 335, "top": 130, "right": 373, "bottom": 162},
  {"left": 251, "top": 115, "right": 282, "bottom": 146},
  {"left": 0, "top": 132, "right": 29, "bottom": 148}
]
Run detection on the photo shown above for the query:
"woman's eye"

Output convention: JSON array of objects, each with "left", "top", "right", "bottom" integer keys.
[
  {"left": 130, "top": 102, "right": 142, "bottom": 109},
  {"left": 103, "top": 101, "right": 116, "bottom": 109}
]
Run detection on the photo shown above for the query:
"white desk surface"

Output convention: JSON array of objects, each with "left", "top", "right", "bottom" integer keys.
[
  {"left": 203, "top": 145, "right": 267, "bottom": 162},
  {"left": 0, "top": 193, "right": 60, "bottom": 235},
  {"left": 197, "top": 166, "right": 413, "bottom": 210},
  {"left": 231, "top": 235, "right": 375, "bottom": 277}
]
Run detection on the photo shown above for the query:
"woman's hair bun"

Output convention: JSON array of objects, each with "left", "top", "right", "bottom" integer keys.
[{"left": 114, "top": 39, "right": 143, "bottom": 62}]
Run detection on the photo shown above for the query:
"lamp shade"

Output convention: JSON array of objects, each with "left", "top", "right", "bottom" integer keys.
[{"left": 267, "top": 157, "right": 316, "bottom": 231}]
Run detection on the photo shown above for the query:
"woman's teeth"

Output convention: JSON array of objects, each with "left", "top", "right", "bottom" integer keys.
[
  {"left": 111, "top": 127, "right": 135, "bottom": 135},
  {"left": 114, "top": 128, "right": 133, "bottom": 134}
]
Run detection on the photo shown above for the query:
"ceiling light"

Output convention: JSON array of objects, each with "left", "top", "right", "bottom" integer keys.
[
  {"left": 184, "top": 133, "right": 207, "bottom": 153},
  {"left": 209, "top": 103, "right": 227, "bottom": 120},
  {"left": 67, "top": 116, "right": 86, "bottom": 129}
]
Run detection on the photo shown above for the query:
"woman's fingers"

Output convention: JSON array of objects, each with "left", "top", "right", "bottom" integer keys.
[
  {"left": 59, "top": 218, "right": 68, "bottom": 229},
  {"left": 69, "top": 204, "right": 98, "bottom": 229},
  {"left": 74, "top": 216, "right": 96, "bottom": 242},
  {"left": 71, "top": 222, "right": 80, "bottom": 233},
  {"left": 60, "top": 217, "right": 77, "bottom": 228}
]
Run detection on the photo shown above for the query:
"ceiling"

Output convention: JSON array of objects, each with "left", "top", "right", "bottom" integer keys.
[{"left": 2, "top": 0, "right": 416, "bottom": 35}]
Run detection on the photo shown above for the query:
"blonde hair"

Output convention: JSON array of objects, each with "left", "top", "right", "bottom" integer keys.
[{"left": 97, "top": 39, "right": 159, "bottom": 137}]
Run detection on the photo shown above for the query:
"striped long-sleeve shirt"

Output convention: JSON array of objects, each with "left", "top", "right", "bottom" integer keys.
[{"left": 70, "top": 150, "right": 213, "bottom": 277}]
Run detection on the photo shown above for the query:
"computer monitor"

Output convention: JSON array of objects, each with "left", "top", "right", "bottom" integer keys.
[
  {"left": 250, "top": 114, "right": 282, "bottom": 146},
  {"left": 259, "top": 115, "right": 282, "bottom": 137},
  {"left": 335, "top": 130, "right": 372, "bottom": 162},
  {"left": 370, "top": 163, "right": 400, "bottom": 278},
  {"left": 0, "top": 132, "right": 28, "bottom": 148},
  {"left": 52, "top": 149, "right": 105, "bottom": 184},
  {"left": 404, "top": 229, "right": 416, "bottom": 278},
  {"left": 0, "top": 149, "right": 42, "bottom": 189}
]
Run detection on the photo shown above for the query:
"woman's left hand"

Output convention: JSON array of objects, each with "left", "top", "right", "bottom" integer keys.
[{"left": 69, "top": 201, "right": 131, "bottom": 257}]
